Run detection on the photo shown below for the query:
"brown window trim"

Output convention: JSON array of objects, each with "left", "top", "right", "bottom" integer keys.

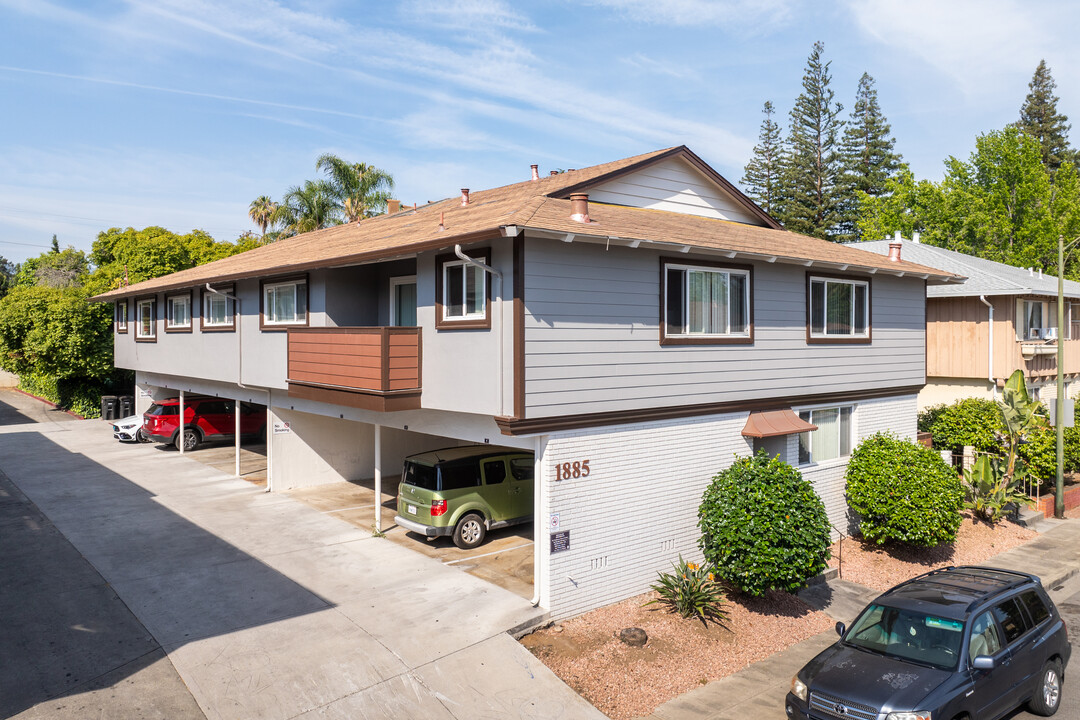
[
  {"left": 115, "top": 299, "right": 129, "bottom": 334},
  {"left": 164, "top": 290, "right": 193, "bottom": 334},
  {"left": 805, "top": 271, "right": 872, "bottom": 345},
  {"left": 134, "top": 295, "right": 158, "bottom": 343},
  {"left": 435, "top": 247, "right": 492, "bottom": 331},
  {"left": 260, "top": 274, "right": 310, "bottom": 331},
  {"left": 659, "top": 257, "right": 754, "bottom": 346},
  {"left": 200, "top": 284, "right": 237, "bottom": 333}
]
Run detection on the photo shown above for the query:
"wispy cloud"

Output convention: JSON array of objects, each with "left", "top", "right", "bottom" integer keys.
[
  {"left": 398, "top": 0, "right": 538, "bottom": 33},
  {"left": 622, "top": 53, "right": 698, "bottom": 80},
  {"left": 585, "top": 0, "right": 795, "bottom": 28}
]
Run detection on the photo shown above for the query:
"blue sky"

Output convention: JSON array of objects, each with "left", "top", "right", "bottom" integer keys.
[{"left": 0, "top": 0, "right": 1077, "bottom": 263}]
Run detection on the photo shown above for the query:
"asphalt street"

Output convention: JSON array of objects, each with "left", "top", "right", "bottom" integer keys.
[{"left": 1010, "top": 569, "right": 1080, "bottom": 720}]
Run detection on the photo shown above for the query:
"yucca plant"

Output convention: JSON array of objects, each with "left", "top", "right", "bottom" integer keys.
[{"left": 644, "top": 556, "right": 727, "bottom": 624}]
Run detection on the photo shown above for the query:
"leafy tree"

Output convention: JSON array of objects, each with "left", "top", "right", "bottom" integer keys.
[
  {"left": 249, "top": 196, "right": 278, "bottom": 238},
  {"left": 0, "top": 256, "right": 17, "bottom": 299},
  {"left": 50, "top": 234, "right": 59, "bottom": 253},
  {"left": 315, "top": 154, "right": 395, "bottom": 221},
  {"left": 858, "top": 127, "right": 1080, "bottom": 276},
  {"left": 271, "top": 179, "right": 343, "bottom": 235},
  {"left": 741, "top": 101, "right": 784, "bottom": 216},
  {"left": 777, "top": 41, "right": 845, "bottom": 240},
  {"left": 14, "top": 247, "right": 89, "bottom": 289},
  {"left": 835, "top": 73, "right": 905, "bottom": 242},
  {"left": 1016, "top": 60, "right": 1074, "bottom": 173}
]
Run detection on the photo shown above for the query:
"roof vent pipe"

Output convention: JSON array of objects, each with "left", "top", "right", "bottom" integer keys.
[
  {"left": 387, "top": 199, "right": 401, "bottom": 215},
  {"left": 894, "top": 230, "right": 902, "bottom": 241},
  {"left": 531, "top": 164, "right": 539, "bottom": 181},
  {"left": 912, "top": 231, "right": 921, "bottom": 243},
  {"left": 888, "top": 242, "right": 902, "bottom": 262},
  {"left": 550, "top": 170, "right": 558, "bottom": 176},
  {"left": 461, "top": 188, "right": 470, "bottom": 206},
  {"left": 438, "top": 212, "right": 445, "bottom": 232},
  {"left": 1030, "top": 267, "right": 1034, "bottom": 276},
  {"left": 1039, "top": 268, "right": 1043, "bottom": 279},
  {"left": 570, "top": 193, "right": 590, "bottom": 223}
]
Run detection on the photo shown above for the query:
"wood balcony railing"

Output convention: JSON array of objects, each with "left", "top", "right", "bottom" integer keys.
[{"left": 286, "top": 327, "right": 421, "bottom": 412}]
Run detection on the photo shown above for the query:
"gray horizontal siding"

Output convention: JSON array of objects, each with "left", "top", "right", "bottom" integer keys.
[{"left": 523, "top": 237, "right": 926, "bottom": 417}]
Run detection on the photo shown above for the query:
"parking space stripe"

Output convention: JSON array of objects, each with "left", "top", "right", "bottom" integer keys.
[{"left": 443, "top": 542, "right": 534, "bottom": 565}]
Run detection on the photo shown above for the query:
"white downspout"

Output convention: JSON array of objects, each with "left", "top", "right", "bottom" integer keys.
[
  {"left": 979, "top": 295, "right": 995, "bottom": 396},
  {"left": 454, "top": 245, "right": 506, "bottom": 415},
  {"left": 530, "top": 434, "right": 543, "bottom": 607}
]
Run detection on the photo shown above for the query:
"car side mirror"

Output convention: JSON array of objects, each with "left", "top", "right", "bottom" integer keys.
[
  {"left": 835, "top": 621, "right": 846, "bottom": 638},
  {"left": 972, "top": 656, "right": 995, "bottom": 670}
]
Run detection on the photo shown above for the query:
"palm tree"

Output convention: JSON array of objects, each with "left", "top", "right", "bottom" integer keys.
[
  {"left": 248, "top": 196, "right": 278, "bottom": 238},
  {"left": 271, "top": 180, "right": 343, "bottom": 236},
  {"left": 315, "top": 154, "right": 395, "bottom": 221}
]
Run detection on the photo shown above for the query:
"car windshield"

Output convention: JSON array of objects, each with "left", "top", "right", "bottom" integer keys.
[
  {"left": 146, "top": 404, "right": 179, "bottom": 416},
  {"left": 845, "top": 604, "right": 964, "bottom": 670},
  {"left": 402, "top": 461, "right": 438, "bottom": 491}
]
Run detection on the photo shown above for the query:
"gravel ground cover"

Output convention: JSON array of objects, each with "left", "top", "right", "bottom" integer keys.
[
  {"left": 520, "top": 590, "right": 834, "bottom": 720},
  {"left": 827, "top": 513, "right": 1037, "bottom": 591}
]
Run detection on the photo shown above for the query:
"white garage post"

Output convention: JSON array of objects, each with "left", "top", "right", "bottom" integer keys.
[
  {"left": 178, "top": 390, "right": 185, "bottom": 455},
  {"left": 234, "top": 400, "right": 241, "bottom": 477},
  {"left": 265, "top": 391, "right": 273, "bottom": 493},
  {"left": 374, "top": 423, "right": 382, "bottom": 533}
]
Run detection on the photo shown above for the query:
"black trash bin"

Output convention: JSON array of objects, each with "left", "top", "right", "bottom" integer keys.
[
  {"left": 101, "top": 395, "right": 118, "bottom": 421},
  {"left": 119, "top": 396, "right": 134, "bottom": 418}
]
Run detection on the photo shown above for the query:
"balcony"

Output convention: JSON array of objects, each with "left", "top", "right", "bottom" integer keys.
[{"left": 287, "top": 327, "right": 421, "bottom": 412}]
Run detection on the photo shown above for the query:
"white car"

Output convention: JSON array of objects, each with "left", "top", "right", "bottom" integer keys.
[{"left": 112, "top": 415, "right": 148, "bottom": 443}]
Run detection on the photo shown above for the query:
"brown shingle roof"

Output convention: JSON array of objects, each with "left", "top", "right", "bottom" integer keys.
[{"left": 93, "top": 146, "right": 957, "bottom": 300}]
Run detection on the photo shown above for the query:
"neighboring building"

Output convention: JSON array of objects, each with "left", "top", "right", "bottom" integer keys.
[
  {"left": 95, "top": 147, "right": 958, "bottom": 619},
  {"left": 857, "top": 237, "right": 1080, "bottom": 409}
]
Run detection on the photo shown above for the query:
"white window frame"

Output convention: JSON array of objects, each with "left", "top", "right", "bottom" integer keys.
[
  {"left": 166, "top": 294, "right": 191, "bottom": 330},
  {"left": 116, "top": 301, "right": 128, "bottom": 332},
  {"left": 263, "top": 279, "right": 307, "bottom": 326},
  {"left": 136, "top": 299, "right": 156, "bottom": 339},
  {"left": 441, "top": 260, "right": 486, "bottom": 322},
  {"left": 663, "top": 263, "right": 751, "bottom": 339},
  {"left": 390, "top": 275, "right": 418, "bottom": 327},
  {"left": 1021, "top": 299, "right": 1050, "bottom": 340},
  {"left": 809, "top": 276, "right": 870, "bottom": 339},
  {"left": 202, "top": 287, "right": 235, "bottom": 329},
  {"left": 797, "top": 404, "right": 855, "bottom": 466}
]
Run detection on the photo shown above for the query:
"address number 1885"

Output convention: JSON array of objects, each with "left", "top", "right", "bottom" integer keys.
[{"left": 555, "top": 460, "right": 590, "bottom": 481}]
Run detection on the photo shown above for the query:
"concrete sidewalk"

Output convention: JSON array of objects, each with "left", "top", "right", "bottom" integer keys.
[
  {"left": 644, "top": 520, "right": 1080, "bottom": 720},
  {"left": 0, "top": 419, "right": 605, "bottom": 720}
]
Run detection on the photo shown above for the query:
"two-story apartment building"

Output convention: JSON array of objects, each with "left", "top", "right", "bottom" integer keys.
[
  {"left": 858, "top": 237, "right": 1080, "bottom": 409},
  {"left": 96, "top": 147, "right": 959, "bottom": 618}
]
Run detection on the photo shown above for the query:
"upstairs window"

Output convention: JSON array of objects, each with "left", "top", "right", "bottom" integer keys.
[
  {"left": 662, "top": 260, "right": 751, "bottom": 345},
  {"left": 798, "top": 405, "right": 853, "bottom": 465},
  {"left": 116, "top": 300, "right": 128, "bottom": 333},
  {"left": 136, "top": 298, "right": 156, "bottom": 341},
  {"left": 262, "top": 278, "right": 308, "bottom": 328},
  {"left": 436, "top": 250, "right": 490, "bottom": 330},
  {"left": 809, "top": 275, "right": 869, "bottom": 342},
  {"left": 1020, "top": 299, "right": 1053, "bottom": 340},
  {"left": 166, "top": 293, "right": 191, "bottom": 331},
  {"left": 202, "top": 286, "right": 235, "bottom": 330}
]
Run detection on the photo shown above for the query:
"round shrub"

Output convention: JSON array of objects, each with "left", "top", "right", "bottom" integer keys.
[
  {"left": 698, "top": 452, "right": 831, "bottom": 597},
  {"left": 846, "top": 432, "right": 963, "bottom": 547},
  {"left": 928, "top": 398, "right": 1002, "bottom": 452},
  {"left": 917, "top": 404, "right": 946, "bottom": 434}
]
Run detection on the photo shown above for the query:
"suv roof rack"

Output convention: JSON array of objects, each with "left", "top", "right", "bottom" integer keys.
[{"left": 884, "top": 566, "right": 1035, "bottom": 611}]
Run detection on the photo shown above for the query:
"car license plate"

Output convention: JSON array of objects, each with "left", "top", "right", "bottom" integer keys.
[{"left": 407, "top": 504, "right": 417, "bottom": 515}]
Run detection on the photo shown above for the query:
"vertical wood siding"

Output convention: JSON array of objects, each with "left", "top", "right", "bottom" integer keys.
[
  {"left": 586, "top": 156, "right": 763, "bottom": 224},
  {"left": 523, "top": 238, "right": 926, "bottom": 417}
]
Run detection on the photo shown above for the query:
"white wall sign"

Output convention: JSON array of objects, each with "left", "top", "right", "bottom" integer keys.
[
  {"left": 549, "top": 513, "right": 560, "bottom": 531},
  {"left": 273, "top": 421, "right": 292, "bottom": 435}
]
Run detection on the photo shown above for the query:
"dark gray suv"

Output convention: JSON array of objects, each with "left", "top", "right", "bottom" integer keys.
[{"left": 786, "top": 566, "right": 1071, "bottom": 720}]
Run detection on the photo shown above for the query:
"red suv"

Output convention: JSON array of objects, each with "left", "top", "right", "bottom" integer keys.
[{"left": 143, "top": 397, "right": 266, "bottom": 451}]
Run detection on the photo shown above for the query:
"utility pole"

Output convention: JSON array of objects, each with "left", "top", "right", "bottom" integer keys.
[{"left": 1057, "top": 234, "right": 1065, "bottom": 518}]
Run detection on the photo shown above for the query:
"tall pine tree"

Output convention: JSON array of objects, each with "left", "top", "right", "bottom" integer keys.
[
  {"left": 835, "top": 73, "right": 905, "bottom": 242},
  {"left": 779, "top": 41, "right": 845, "bottom": 240},
  {"left": 1016, "top": 60, "right": 1073, "bottom": 172},
  {"left": 741, "top": 101, "right": 783, "bottom": 216}
]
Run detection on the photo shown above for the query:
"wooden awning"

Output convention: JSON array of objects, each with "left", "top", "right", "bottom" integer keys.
[{"left": 741, "top": 409, "right": 817, "bottom": 438}]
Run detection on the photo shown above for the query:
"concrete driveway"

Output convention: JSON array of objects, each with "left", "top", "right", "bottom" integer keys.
[{"left": 0, "top": 412, "right": 604, "bottom": 719}]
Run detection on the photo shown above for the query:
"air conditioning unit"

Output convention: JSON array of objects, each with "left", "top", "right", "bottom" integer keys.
[
  {"left": 1030, "top": 328, "right": 1043, "bottom": 340},
  {"left": 1045, "top": 327, "right": 1058, "bottom": 341}
]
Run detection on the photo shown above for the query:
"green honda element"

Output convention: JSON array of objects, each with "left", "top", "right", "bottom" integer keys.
[{"left": 394, "top": 446, "right": 534, "bottom": 549}]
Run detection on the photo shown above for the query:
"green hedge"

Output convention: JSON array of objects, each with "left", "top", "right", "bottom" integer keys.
[
  {"left": 927, "top": 398, "right": 1002, "bottom": 452},
  {"left": 18, "top": 372, "right": 104, "bottom": 419},
  {"left": 698, "top": 452, "right": 831, "bottom": 596},
  {"left": 846, "top": 432, "right": 963, "bottom": 546}
]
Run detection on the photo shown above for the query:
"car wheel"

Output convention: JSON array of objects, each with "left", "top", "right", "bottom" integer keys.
[
  {"left": 175, "top": 428, "right": 200, "bottom": 452},
  {"left": 453, "top": 513, "right": 486, "bottom": 549},
  {"left": 1028, "top": 658, "right": 1063, "bottom": 716},
  {"left": 136, "top": 428, "right": 150, "bottom": 443}
]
